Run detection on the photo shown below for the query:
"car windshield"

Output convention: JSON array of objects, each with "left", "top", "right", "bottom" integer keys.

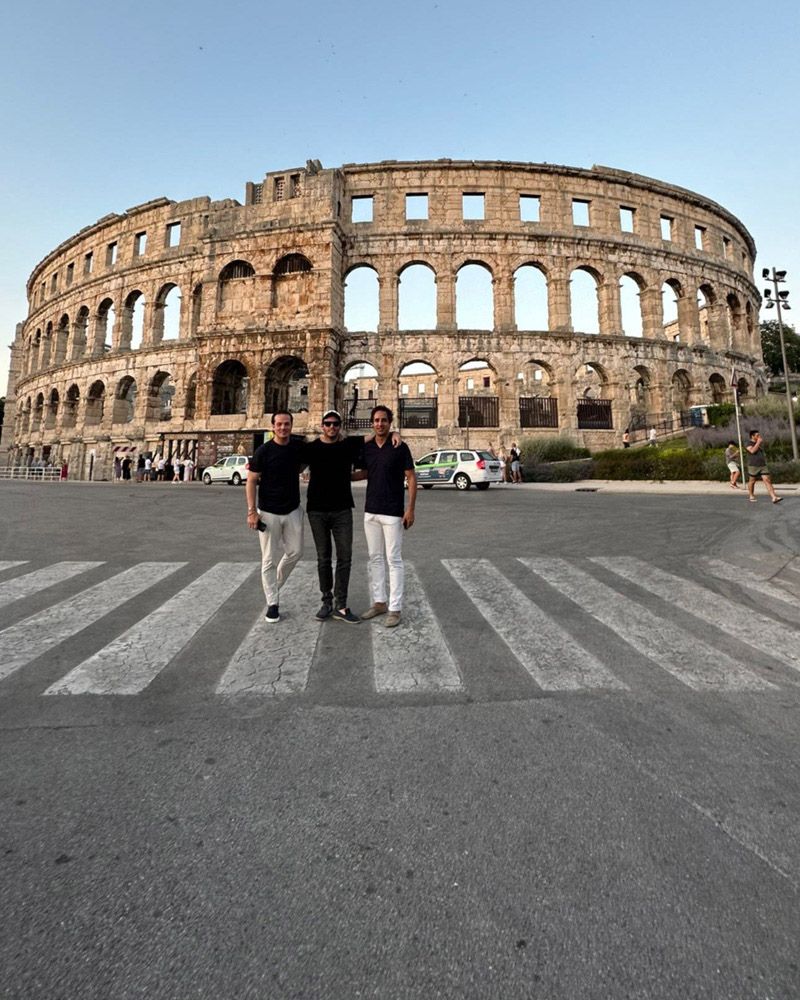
[{"left": 478, "top": 451, "right": 497, "bottom": 461}]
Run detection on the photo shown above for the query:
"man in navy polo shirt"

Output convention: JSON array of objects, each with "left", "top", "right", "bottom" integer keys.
[{"left": 359, "top": 405, "right": 416, "bottom": 628}]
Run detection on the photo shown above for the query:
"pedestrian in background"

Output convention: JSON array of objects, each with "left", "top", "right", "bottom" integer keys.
[
  {"left": 724, "top": 440, "right": 741, "bottom": 489},
  {"left": 745, "top": 430, "right": 782, "bottom": 504}
]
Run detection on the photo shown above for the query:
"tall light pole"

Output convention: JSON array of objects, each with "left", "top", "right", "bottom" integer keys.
[{"left": 762, "top": 267, "right": 798, "bottom": 461}]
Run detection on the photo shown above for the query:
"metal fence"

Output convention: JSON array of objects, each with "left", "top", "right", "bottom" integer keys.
[
  {"left": 0, "top": 467, "right": 62, "bottom": 481},
  {"left": 519, "top": 397, "right": 559, "bottom": 428},
  {"left": 342, "top": 398, "right": 375, "bottom": 430},
  {"left": 399, "top": 397, "right": 438, "bottom": 429},
  {"left": 458, "top": 395, "right": 499, "bottom": 428},
  {"left": 577, "top": 399, "right": 613, "bottom": 430}
]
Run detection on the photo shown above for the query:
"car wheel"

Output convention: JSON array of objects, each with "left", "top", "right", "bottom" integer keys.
[
  {"left": 475, "top": 482, "right": 490, "bottom": 490},
  {"left": 454, "top": 473, "right": 470, "bottom": 491},
  {"left": 202, "top": 473, "right": 212, "bottom": 485},
  {"left": 231, "top": 472, "right": 242, "bottom": 486},
  {"left": 421, "top": 484, "right": 434, "bottom": 490}
]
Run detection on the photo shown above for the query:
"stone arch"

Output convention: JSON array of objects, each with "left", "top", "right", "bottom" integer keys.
[
  {"left": 575, "top": 361, "right": 609, "bottom": 398},
  {"left": 671, "top": 369, "right": 692, "bottom": 410},
  {"left": 97, "top": 298, "right": 116, "bottom": 351},
  {"left": 344, "top": 264, "right": 379, "bottom": 332},
  {"left": 86, "top": 380, "right": 105, "bottom": 426},
  {"left": 397, "top": 360, "right": 439, "bottom": 428},
  {"left": 661, "top": 279, "right": 682, "bottom": 332},
  {"left": 45, "top": 387, "right": 59, "bottom": 429},
  {"left": 218, "top": 260, "right": 256, "bottom": 314},
  {"left": 398, "top": 262, "right": 437, "bottom": 330},
  {"left": 147, "top": 370, "right": 175, "bottom": 421},
  {"left": 569, "top": 267, "right": 600, "bottom": 334},
  {"left": 34, "top": 392, "right": 45, "bottom": 428},
  {"left": 272, "top": 254, "right": 313, "bottom": 313},
  {"left": 631, "top": 364, "right": 653, "bottom": 412},
  {"left": 54, "top": 314, "right": 70, "bottom": 365},
  {"left": 112, "top": 376, "right": 138, "bottom": 424},
  {"left": 153, "top": 283, "right": 182, "bottom": 342},
  {"left": 736, "top": 375, "right": 749, "bottom": 399},
  {"left": 709, "top": 372, "right": 727, "bottom": 404},
  {"left": 456, "top": 262, "right": 494, "bottom": 330},
  {"left": 21, "top": 396, "right": 32, "bottom": 434},
  {"left": 458, "top": 357, "right": 499, "bottom": 429},
  {"left": 274, "top": 253, "right": 312, "bottom": 274},
  {"left": 264, "top": 355, "right": 309, "bottom": 415},
  {"left": 40, "top": 322, "right": 53, "bottom": 369},
  {"left": 190, "top": 283, "right": 203, "bottom": 336},
  {"left": 619, "top": 273, "right": 644, "bottom": 338},
  {"left": 211, "top": 360, "right": 249, "bottom": 415},
  {"left": 72, "top": 306, "right": 90, "bottom": 360},
  {"left": 514, "top": 263, "right": 549, "bottom": 331},
  {"left": 120, "top": 290, "right": 146, "bottom": 350},
  {"left": 342, "top": 360, "right": 380, "bottom": 427},
  {"left": 697, "top": 284, "right": 714, "bottom": 345},
  {"left": 726, "top": 292, "right": 742, "bottom": 348},
  {"left": 63, "top": 383, "right": 80, "bottom": 428}
]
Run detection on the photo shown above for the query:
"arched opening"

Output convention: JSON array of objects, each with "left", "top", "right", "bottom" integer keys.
[
  {"left": 518, "top": 360, "right": 558, "bottom": 428},
  {"left": 72, "top": 307, "right": 89, "bottom": 360},
  {"left": 398, "top": 263, "right": 437, "bottom": 330},
  {"left": 458, "top": 359, "right": 499, "bottom": 428},
  {"left": 274, "top": 253, "right": 312, "bottom": 275},
  {"left": 709, "top": 373, "right": 727, "bottom": 404},
  {"left": 185, "top": 373, "right": 197, "bottom": 419},
  {"left": 97, "top": 299, "right": 115, "bottom": 352},
  {"left": 264, "top": 356, "right": 309, "bottom": 415},
  {"left": 45, "top": 388, "right": 59, "bottom": 429},
  {"left": 113, "top": 377, "right": 138, "bottom": 424},
  {"left": 576, "top": 363, "right": 613, "bottom": 429},
  {"left": 671, "top": 369, "right": 692, "bottom": 411},
  {"left": 514, "top": 264, "right": 549, "bottom": 331},
  {"left": 570, "top": 268, "right": 600, "bottom": 334},
  {"left": 21, "top": 398, "right": 32, "bottom": 434},
  {"left": 726, "top": 293, "right": 742, "bottom": 347},
  {"left": 40, "top": 323, "right": 53, "bottom": 368},
  {"left": 211, "top": 360, "right": 249, "bottom": 415},
  {"left": 661, "top": 280, "right": 681, "bottom": 339},
  {"left": 697, "top": 285, "right": 714, "bottom": 344},
  {"left": 456, "top": 262, "right": 493, "bottom": 330},
  {"left": 54, "top": 314, "right": 70, "bottom": 364},
  {"left": 120, "top": 290, "right": 145, "bottom": 350},
  {"left": 34, "top": 392, "right": 44, "bottom": 428},
  {"left": 153, "top": 283, "right": 182, "bottom": 342},
  {"left": 272, "top": 254, "right": 313, "bottom": 312},
  {"left": 342, "top": 361, "right": 379, "bottom": 428},
  {"left": 397, "top": 360, "right": 438, "bottom": 429},
  {"left": 191, "top": 283, "right": 203, "bottom": 335},
  {"left": 344, "top": 265, "right": 379, "bottom": 332},
  {"left": 86, "top": 381, "right": 105, "bottom": 426},
  {"left": 218, "top": 260, "right": 256, "bottom": 314},
  {"left": 63, "top": 384, "right": 80, "bottom": 428},
  {"left": 619, "top": 274, "right": 644, "bottom": 338},
  {"left": 29, "top": 330, "right": 41, "bottom": 374},
  {"left": 147, "top": 371, "right": 175, "bottom": 421},
  {"left": 631, "top": 364, "right": 653, "bottom": 416},
  {"left": 736, "top": 376, "right": 749, "bottom": 399}
]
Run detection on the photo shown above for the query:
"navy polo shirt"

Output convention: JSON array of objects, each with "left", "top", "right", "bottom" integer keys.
[{"left": 361, "top": 440, "right": 415, "bottom": 517}]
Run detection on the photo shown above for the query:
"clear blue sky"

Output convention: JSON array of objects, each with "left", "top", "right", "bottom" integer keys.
[{"left": 2, "top": 0, "right": 798, "bottom": 393}]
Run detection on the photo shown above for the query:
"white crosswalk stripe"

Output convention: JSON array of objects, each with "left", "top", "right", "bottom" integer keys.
[
  {"left": 0, "top": 561, "right": 28, "bottom": 573},
  {"left": 0, "top": 563, "right": 185, "bottom": 684},
  {"left": 217, "top": 563, "right": 321, "bottom": 695},
  {"left": 698, "top": 557, "right": 800, "bottom": 617},
  {"left": 594, "top": 557, "right": 800, "bottom": 675},
  {"left": 443, "top": 558, "right": 624, "bottom": 691},
  {"left": 522, "top": 558, "right": 774, "bottom": 692},
  {"left": 371, "top": 563, "right": 462, "bottom": 693},
  {"left": 46, "top": 564, "right": 254, "bottom": 695},
  {"left": 0, "top": 562, "right": 103, "bottom": 609}
]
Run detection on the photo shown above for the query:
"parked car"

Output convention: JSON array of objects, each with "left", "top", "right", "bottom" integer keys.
[
  {"left": 414, "top": 449, "right": 503, "bottom": 490},
  {"left": 202, "top": 455, "right": 250, "bottom": 486}
]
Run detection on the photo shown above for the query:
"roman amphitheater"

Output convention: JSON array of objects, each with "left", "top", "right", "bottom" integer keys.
[{"left": 3, "top": 159, "right": 764, "bottom": 479}]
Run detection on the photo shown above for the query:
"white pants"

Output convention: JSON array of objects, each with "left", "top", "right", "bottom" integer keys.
[
  {"left": 364, "top": 513, "right": 404, "bottom": 611},
  {"left": 258, "top": 506, "right": 304, "bottom": 606}
]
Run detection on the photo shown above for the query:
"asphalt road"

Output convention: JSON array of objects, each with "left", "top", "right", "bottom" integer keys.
[{"left": 1, "top": 480, "right": 799, "bottom": 1000}]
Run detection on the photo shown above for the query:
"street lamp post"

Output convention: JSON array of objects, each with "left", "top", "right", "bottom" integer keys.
[{"left": 762, "top": 268, "right": 798, "bottom": 462}]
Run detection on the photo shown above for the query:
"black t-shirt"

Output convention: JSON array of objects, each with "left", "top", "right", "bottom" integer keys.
[
  {"left": 249, "top": 439, "right": 304, "bottom": 514},
  {"left": 304, "top": 436, "right": 364, "bottom": 512},
  {"left": 361, "top": 440, "right": 415, "bottom": 517}
]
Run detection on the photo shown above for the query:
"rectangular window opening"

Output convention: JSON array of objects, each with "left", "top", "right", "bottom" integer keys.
[
  {"left": 66, "top": 263, "right": 74, "bottom": 286},
  {"left": 166, "top": 222, "right": 181, "bottom": 248},
  {"left": 84, "top": 251, "right": 94, "bottom": 274},
  {"left": 520, "top": 195, "right": 541, "bottom": 222},
  {"left": 274, "top": 177, "right": 285, "bottom": 201},
  {"left": 106, "top": 242, "right": 118, "bottom": 266},
  {"left": 134, "top": 232, "right": 147, "bottom": 256},
  {"left": 401, "top": 383, "right": 409, "bottom": 395},
  {"left": 660, "top": 216, "right": 673, "bottom": 241},
  {"left": 405, "top": 193, "right": 429, "bottom": 220},
  {"left": 417, "top": 382, "right": 426, "bottom": 395},
  {"left": 694, "top": 225, "right": 705, "bottom": 250},
  {"left": 462, "top": 193, "right": 485, "bottom": 220},
  {"left": 50, "top": 273, "right": 58, "bottom": 292},
  {"left": 290, "top": 173, "right": 301, "bottom": 198},
  {"left": 723, "top": 236, "right": 731, "bottom": 259},
  {"left": 351, "top": 195, "right": 374, "bottom": 223},
  {"left": 572, "top": 199, "right": 590, "bottom": 226},
  {"left": 619, "top": 206, "right": 635, "bottom": 233}
]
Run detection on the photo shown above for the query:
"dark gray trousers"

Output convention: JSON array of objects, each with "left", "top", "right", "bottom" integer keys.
[{"left": 307, "top": 509, "right": 353, "bottom": 609}]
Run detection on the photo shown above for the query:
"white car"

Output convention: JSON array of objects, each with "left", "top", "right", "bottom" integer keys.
[
  {"left": 415, "top": 449, "right": 503, "bottom": 491},
  {"left": 202, "top": 455, "right": 250, "bottom": 486}
]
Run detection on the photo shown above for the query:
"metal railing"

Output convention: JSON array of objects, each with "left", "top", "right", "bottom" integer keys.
[
  {"left": 519, "top": 396, "right": 558, "bottom": 428},
  {"left": 458, "top": 395, "right": 499, "bottom": 428},
  {"left": 399, "top": 397, "right": 438, "bottom": 429},
  {"left": 577, "top": 399, "right": 613, "bottom": 430},
  {"left": 0, "top": 467, "right": 62, "bottom": 481}
]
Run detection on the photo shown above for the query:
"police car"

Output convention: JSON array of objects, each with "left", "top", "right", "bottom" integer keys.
[
  {"left": 202, "top": 454, "right": 250, "bottom": 485},
  {"left": 414, "top": 449, "right": 503, "bottom": 490}
]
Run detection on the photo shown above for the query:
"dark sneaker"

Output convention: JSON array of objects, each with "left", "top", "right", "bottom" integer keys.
[
  {"left": 331, "top": 607, "right": 360, "bottom": 624},
  {"left": 265, "top": 604, "right": 280, "bottom": 623},
  {"left": 316, "top": 601, "right": 333, "bottom": 620}
]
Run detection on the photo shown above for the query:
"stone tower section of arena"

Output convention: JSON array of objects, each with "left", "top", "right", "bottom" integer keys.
[{"left": 4, "top": 159, "right": 763, "bottom": 479}]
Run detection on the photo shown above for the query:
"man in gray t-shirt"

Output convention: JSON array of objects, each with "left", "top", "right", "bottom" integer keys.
[{"left": 745, "top": 430, "right": 782, "bottom": 504}]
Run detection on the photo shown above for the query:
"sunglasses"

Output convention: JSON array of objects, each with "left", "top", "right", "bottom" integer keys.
[{"left": 322, "top": 420, "right": 341, "bottom": 427}]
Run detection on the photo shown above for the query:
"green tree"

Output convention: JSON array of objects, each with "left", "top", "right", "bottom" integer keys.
[{"left": 760, "top": 320, "right": 800, "bottom": 376}]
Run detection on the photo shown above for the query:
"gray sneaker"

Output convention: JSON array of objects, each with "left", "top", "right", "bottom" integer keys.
[{"left": 361, "top": 602, "right": 388, "bottom": 621}]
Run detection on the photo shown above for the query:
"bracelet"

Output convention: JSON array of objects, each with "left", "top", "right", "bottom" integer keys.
[{"left": 247, "top": 508, "right": 257, "bottom": 514}]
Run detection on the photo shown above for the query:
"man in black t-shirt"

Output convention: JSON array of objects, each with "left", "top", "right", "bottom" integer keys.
[
  {"left": 246, "top": 411, "right": 306, "bottom": 623},
  {"left": 304, "top": 410, "right": 364, "bottom": 624},
  {"left": 358, "top": 405, "right": 416, "bottom": 629}
]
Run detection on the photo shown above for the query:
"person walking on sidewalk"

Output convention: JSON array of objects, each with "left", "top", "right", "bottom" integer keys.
[
  {"left": 745, "top": 429, "right": 782, "bottom": 504},
  {"left": 246, "top": 411, "right": 306, "bottom": 623},
  {"left": 724, "top": 440, "right": 741, "bottom": 489},
  {"left": 359, "top": 406, "right": 416, "bottom": 629}
]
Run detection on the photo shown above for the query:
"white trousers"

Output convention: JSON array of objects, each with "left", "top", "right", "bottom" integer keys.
[
  {"left": 258, "top": 506, "right": 304, "bottom": 606},
  {"left": 363, "top": 513, "right": 404, "bottom": 611}
]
